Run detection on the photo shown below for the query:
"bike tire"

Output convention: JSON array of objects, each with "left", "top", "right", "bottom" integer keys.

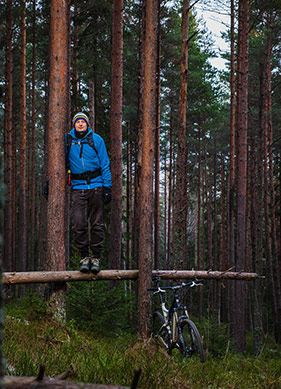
[
  {"left": 178, "top": 318, "right": 205, "bottom": 363},
  {"left": 152, "top": 311, "right": 171, "bottom": 353}
]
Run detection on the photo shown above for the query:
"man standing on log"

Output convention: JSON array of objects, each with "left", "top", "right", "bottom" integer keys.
[{"left": 66, "top": 112, "right": 112, "bottom": 273}]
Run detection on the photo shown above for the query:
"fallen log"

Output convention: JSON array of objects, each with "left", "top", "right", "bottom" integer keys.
[
  {"left": 2, "top": 269, "right": 263, "bottom": 285},
  {"left": 3, "top": 365, "right": 132, "bottom": 388},
  {"left": 3, "top": 375, "right": 129, "bottom": 388}
]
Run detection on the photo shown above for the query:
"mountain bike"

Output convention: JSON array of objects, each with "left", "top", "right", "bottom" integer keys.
[{"left": 148, "top": 278, "right": 205, "bottom": 363}]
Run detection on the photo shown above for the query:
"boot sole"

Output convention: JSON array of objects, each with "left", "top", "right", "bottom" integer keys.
[
  {"left": 91, "top": 268, "right": 100, "bottom": 274},
  {"left": 80, "top": 267, "right": 90, "bottom": 273}
]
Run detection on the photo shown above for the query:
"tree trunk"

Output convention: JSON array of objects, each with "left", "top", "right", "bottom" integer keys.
[
  {"left": 167, "top": 97, "right": 174, "bottom": 269},
  {"left": 234, "top": 0, "right": 249, "bottom": 353},
  {"left": 173, "top": 0, "right": 190, "bottom": 269},
  {"left": 220, "top": 156, "right": 227, "bottom": 323},
  {"left": 137, "top": 0, "right": 158, "bottom": 339},
  {"left": 89, "top": 80, "right": 95, "bottom": 131},
  {"left": 30, "top": 0, "right": 37, "bottom": 271},
  {"left": 72, "top": 6, "right": 79, "bottom": 113},
  {"left": 196, "top": 127, "right": 201, "bottom": 269},
  {"left": 126, "top": 123, "right": 132, "bottom": 270},
  {"left": 3, "top": 0, "right": 13, "bottom": 273},
  {"left": 18, "top": 0, "right": 27, "bottom": 293},
  {"left": 228, "top": 0, "right": 236, "bottom": 330},
  {"left": 154, "top": 1, "right": 161, "bottom": 270},
  {"left": 47, "top": 0, "right": 69, "bottom": 322},
  {"left": 109, "top": 0, "right": 124, "bottom": 270},
  {"left": 133, "top": 1, "right": 146, "bottom": 268}
]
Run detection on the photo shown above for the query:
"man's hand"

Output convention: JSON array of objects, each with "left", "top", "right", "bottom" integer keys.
[{"left": 103, "top": 187, "right": 112, "bottom": 204}]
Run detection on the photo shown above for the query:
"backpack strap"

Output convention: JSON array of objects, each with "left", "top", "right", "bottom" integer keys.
[
  {"left": 66, "top": 133, "right": 72, "bottom": 170},
  {"left": 66, "top": 132, "right": 98, "bottom": 169},
  {"left": 86, "top": 132, "right": 98, "bottom": 155}
]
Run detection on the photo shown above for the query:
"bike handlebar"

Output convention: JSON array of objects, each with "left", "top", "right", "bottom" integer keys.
[{"left": 148, "top": 279, "right": 204, "bottom": 292}]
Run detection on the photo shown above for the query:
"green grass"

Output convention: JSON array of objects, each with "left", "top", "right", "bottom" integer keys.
[{"left": 3, "top": 297, "right": 281, "bottom": 388}]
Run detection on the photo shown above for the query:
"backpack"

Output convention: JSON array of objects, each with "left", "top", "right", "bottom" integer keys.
[
  {"left": 66, "top": 132, "right": 98, "bottom": 162},
  {"left": 65, "top": 133, "right": 101, "bottom": 185}
]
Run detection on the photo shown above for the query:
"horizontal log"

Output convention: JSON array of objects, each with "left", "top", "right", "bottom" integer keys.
[
  {"left": 3, "top": 375, "right": 129, "bottom": 388},
  {"left": 2, "top": 269, "right": 263, "bottom": 285}
]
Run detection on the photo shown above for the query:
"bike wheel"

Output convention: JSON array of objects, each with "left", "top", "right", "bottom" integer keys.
[
  {"left": 152, "top": 311, "right": 171, "bottom": 353},
  {"left": 178, "top": 318, "right": 205, "bottom": 363}
]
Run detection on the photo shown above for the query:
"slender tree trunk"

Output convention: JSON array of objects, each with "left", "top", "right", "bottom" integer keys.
[
  {"left": 38, "top": 78, "right": 49, "bottom": 272},
  {"left": 207, "top": 174, "right": 213, "bottom": 271},
  {"left": 109, "top": 0, "right": 123, "bottom": 270},
  {"left": 220, "top": 156, "right": 227, "bottom": 323},
  {"left": 197, "top": 127, "right": 201, "bottom": 270},
  {"left": 228, "top": 0, "right": 236, "bottom": 330},
  {"left": 133, "top": 1, "right": 146, "bottom": 267},
  {"left": 3, "top": 0, "right": 13, "bottom": 273},
  {"left": 163, "top": 153, "right": 167, "bottom": 268},
  {"left": 26, "top": 103, "right": 31, "bottom": 269},
  {"left": 47, "top": 0, "right": 69, "bottom": 322},
  {"left": 18, "top": 0, "right": 27, "bottom": 292},
  {"left": 249, "top": 134, "right": 263, "bottom": 354},
  {"left": 30, "top": 0, "right": 36, "bottom": 271},
  {"left": 65, "top": 0, "right": 71, "bottom": 267},
  {"left": 73, "top": 6, "right": 79, "bottom": 113},
  {"left": 173, "top": 0, "right": 190, "bottom": 269},
  {"left": 202, "top": 131, "right": 207, "bottom": 273},
  {"left": 265, "top": 32, "right": 281, "bottom": 342},
  {"left": 234, "top": 0, "right": 249, "bottom": 353},
  {"left": 126, "top": 123, "right": 132, "bottom": 270},
  {"left": 137, "top": 0, "right": 158, "bottom": 339},
  {"left": 89, "top": 80, "right": 95, "bottom": 131},
  {"left": 126, "top": 122, "right": 133, "bottom": 319},
  {"left": 154, "top": 0, "right": 161, "bottom": 270},
  {"left": 167, "top": 99, "right": 174, "bottom": 269},
  {"left": 212, "top": 133, "right": 218, "bottom": 314}
]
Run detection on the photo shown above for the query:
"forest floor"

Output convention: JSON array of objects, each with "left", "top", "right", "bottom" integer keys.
[{"left": 3, "top": 295, "right": 281, "bottom": 389}]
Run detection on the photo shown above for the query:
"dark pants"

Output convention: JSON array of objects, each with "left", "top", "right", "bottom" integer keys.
[{"left": 71, "top": 187, "right": 104, "bottom": 257}]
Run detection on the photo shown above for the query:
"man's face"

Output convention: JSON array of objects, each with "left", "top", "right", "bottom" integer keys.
[{"left": 75, "top": 119, "right": 87, "bottom": 132}]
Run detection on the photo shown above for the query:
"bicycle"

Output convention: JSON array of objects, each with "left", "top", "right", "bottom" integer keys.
[{"left": 148, "top": 278, "right": 205, "bottom": 363}]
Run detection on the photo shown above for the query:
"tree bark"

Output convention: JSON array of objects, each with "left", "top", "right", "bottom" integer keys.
[
  {"left": 89, "top": 80, "right": 95, "bottom": 131},
  {"left": 228, "top": 0, "right": 236, "bottom": 330},
  {"left": 30, "top": 0, "right": 37, "bottom": 271},
  {"left": 137, "top": 0, "right": 158, "bottom": 339},
  {"left": 47, "top": 0, "right": 69, "bottom": 322},
  {"left": 2, "top": 270, "right": 262, "bottom": 285},
  {"left": 167, "top": 97, "right": 174, "bottom": 269},
  {"left": 133, "top": 1, "right": 146, "bottom": 268},
  {"left": 109, "top": 0, "right": 124, "bottom": 270},
  {"left": 3, "top": 0, "right": 13, "bottom": 273},
  {"left": 234, "top": 0, "right": 249, "bottom": 353},
  {"left": 173, "top": 0, "right": 190, "bottom": 269},
  {"left": 220, "top": 156, "right": 227, "bottom": 323},
  {"left": 18, "top": 0, "right": 27, "bottom": 291},
  {"left": 264, "top": 31, "right": 281, "bottom": 342},
  {"left": 154, "top": 1, "right": 161, "bottom": 270},
  {"left": 72, "top": 6, "right": 79, "bottom": 113}
]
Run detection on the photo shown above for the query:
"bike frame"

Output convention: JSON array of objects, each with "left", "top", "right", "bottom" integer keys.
[{"left": 152, "top": 281, "right": 202, "bottom": 349}]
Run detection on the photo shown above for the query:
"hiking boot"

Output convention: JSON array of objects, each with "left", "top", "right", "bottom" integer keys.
[
  {"left": 90, "top": 256, "right": 100, "bottom": 274},
  {"left": 79, "top": 257, "right": 91, "bottom": 273}
]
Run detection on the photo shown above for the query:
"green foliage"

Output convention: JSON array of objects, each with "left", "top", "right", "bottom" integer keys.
[
  {"left": 66, "top": 280, "right": 137, "bottom": 336},
  {"left": 196, "top": 316, "right": 234, "bottom": 358},
  {"left": 5, "top": 292, "right": 47, "bottom": 321},
  {"left": 3, "top": 308, "right": 281, "bottom": 388}
]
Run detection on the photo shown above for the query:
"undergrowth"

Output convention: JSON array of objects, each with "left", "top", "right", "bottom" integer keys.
[{"left": 3, "top": 294, "right": 281, "bottom": 388}]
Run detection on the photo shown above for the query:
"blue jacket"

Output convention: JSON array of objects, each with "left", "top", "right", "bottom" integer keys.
[{"left": 66, "top": 128, "right": 112, "bottom": 190}]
